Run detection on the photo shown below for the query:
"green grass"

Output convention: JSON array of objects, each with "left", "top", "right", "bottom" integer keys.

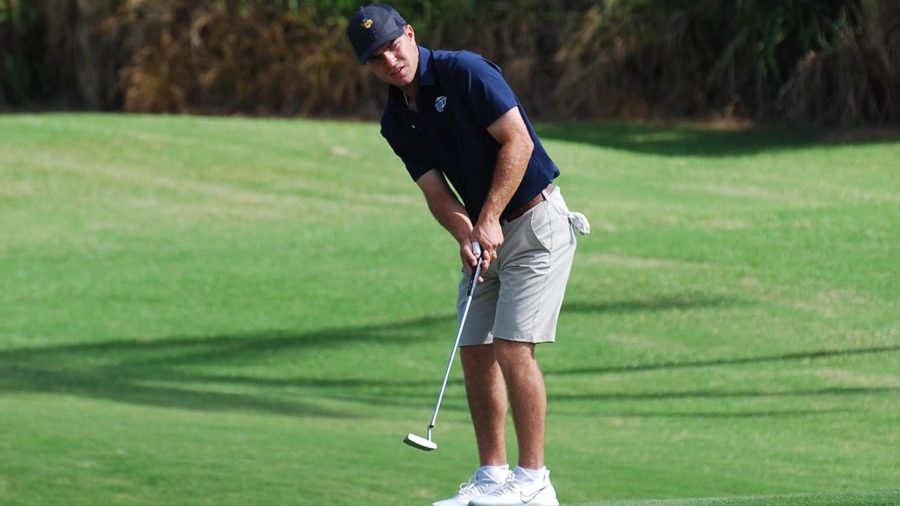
[
  {"left": 580, "top": 488, "right": 900, "bottom": 505},
  {"left": 1, "top": 113, "right": 898, "bottom": 505}
]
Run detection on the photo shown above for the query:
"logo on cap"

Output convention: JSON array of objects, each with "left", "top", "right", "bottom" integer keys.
[
  {"left": 362, "top": 18, "right": 374, "bottom": 29},
  {"left": 435, "top": 96, "right": 447, "bottom": 113}
]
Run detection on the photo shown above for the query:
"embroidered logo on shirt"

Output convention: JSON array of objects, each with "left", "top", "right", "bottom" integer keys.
[
  {"left": 361, "top": 18, "right": 373, "bottom": 29},
  {"left": 435, "top": 96, "right": 447, "bottom": 113}
]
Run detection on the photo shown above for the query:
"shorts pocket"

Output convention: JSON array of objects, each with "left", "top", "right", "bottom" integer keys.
[{"left": 528, "top": 202, "right": 553, "bottom": 251}]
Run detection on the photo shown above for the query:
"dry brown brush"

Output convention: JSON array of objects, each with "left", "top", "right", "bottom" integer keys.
[
  {"left": 107, "top": 0, "right": 370, "bottom": 115},
  {"left": 3, "top": 0, "right": 898, "bottom": 126}
]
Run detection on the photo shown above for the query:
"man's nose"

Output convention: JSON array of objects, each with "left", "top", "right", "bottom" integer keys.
[{"left": 378, "top": 51, "right": 396, "bottom": 66}]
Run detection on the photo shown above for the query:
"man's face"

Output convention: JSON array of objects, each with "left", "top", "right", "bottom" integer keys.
[{"left": 366, "top": 25, "right": 418, "bottom": 88}]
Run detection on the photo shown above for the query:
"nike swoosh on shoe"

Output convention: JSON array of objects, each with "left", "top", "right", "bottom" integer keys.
[{"left": 519, "top": 483, "right": 548, "bottom": 503}]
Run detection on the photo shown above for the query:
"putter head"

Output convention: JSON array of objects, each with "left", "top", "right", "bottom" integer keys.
[{"left": 403, "top": 433, "right": 437, "bottom": 451}]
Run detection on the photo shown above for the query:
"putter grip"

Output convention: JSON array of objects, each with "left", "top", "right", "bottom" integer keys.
[{"left": 467, "top": 242, "right": 482, "bottom": 295}]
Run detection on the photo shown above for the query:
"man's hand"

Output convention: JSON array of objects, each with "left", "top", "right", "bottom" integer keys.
[
  {"left": 460, "top": 242, "right": 479, "bottom": 281},
  {"left": 470, "top": 218, "right": 503, "bottom": 274},
  {"left": 460, "top": 239, "right": 488, "bottom": 283}
]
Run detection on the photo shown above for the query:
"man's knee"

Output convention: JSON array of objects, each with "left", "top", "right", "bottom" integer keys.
[
  {"left": 492, "top": 338, "right": 536, "bottom": 370},
  {"left": 461, "top": 344, "right": 498, "bottom": 372}
]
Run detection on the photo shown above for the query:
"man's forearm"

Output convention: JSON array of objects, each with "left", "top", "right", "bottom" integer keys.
[
  {"left": 479, "top": 137, "right": 533, "bottom": 224},
  {"left": 427, "top": 192, "right": 474, "bottom": 246}
]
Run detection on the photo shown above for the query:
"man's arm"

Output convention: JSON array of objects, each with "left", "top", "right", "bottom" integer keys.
[
  {"left": 471, "top": 106, "right": 534, "bottom": 268},
  {"left": 416, "top": 169, "right": 482, "bottom": 275}
]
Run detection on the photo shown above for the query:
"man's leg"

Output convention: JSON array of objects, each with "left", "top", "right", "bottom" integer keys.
[
  {"left": 492, "top": 339, "right": 545, "bottom": 469},
  {"left": 469, "top": 191, "right": 578, "bottom": 506},
  {"left": 460, "top": 344, "right": 508, "bottom": 466}
]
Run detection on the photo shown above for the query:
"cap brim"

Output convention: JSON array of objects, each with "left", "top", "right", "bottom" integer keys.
[{"left": 357, "top": 26, "right": 405, "bottom": 65}]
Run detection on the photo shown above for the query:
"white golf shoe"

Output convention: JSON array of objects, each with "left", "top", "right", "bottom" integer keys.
[
  {"left": 431, "top": 466, "right": 511, "bottom": 506},
  {"left": 469, "top": 466, "right": 559, "bottom": 506}
]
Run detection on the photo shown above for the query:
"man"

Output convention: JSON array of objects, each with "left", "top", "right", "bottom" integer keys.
[{"left": 347, "top": 4, "right": 588, "bottom": 506}]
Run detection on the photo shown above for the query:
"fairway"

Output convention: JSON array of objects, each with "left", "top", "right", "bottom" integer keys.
[{"left": 1, "top": 114, "right": 898, "bottom": 505}]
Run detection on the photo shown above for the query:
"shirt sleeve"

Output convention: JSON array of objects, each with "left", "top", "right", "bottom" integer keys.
[
  {"left": 380, "top": 115, "right": 437, "bottom": 182},
  {"left": 453, "top": 51, "right": 520, "bottom": 128}
]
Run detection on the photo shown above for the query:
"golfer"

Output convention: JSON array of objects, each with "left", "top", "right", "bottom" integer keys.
[{"left": 348, "top": 4, "right": 588, "bottom": 505}]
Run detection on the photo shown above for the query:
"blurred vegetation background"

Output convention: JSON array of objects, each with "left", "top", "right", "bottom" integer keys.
[{"left": 1, "top": 0, "right": 898, "bottom": 125}]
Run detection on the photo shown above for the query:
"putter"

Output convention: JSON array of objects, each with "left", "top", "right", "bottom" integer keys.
[{"left": 404, "top": 242, "right": 484, "bottom": 452}]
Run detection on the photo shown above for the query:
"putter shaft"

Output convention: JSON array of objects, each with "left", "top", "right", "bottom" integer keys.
[{"left": 426, "top": 257, "right": 482, "bottom": 436}]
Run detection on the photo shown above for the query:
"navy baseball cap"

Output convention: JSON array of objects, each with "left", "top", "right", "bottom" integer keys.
[{"left": 347, "top": 4, "right": 407, "bottom": 65}]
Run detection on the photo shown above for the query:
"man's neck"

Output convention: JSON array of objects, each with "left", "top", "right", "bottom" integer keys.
[
  {"left": 404, "top": 94, "right": 418, "bottom": 112},
  {"left": 399, "top": 67, "right": 420, "bottom": 110}
]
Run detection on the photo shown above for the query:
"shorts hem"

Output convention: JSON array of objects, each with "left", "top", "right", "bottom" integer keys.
[{"left": 492, "top": 334, "right": 556, "bottom": 345}]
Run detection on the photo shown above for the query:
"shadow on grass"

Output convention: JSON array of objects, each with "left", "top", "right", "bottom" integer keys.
[
  {"left": 0, "top": 314, "right": 454, "bottom": 419},
  {"left": 552, "top": 387, "right": 898, "bottom": 419},
  {"left": 578, "top": 408, "right": 852, "bottom": 419},
  {"left": 547, "top": 344, "right": 900, "bottom": 377},
  {"left": 534, "top": 121, "right": 870, "bottom": 157},
  {"left": 554, "top": 385, "right": 900, "bottom": 402},
  {"left": 1, "top": 309, "right": 897, "bottom": 420},
  {"left": 562, "top": 295, "right": 741, "bottom": 314}
]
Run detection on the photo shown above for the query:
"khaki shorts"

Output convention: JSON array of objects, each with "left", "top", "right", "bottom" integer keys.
[{"left": 457, "top": 187, "right": 577, "bottom": 346}]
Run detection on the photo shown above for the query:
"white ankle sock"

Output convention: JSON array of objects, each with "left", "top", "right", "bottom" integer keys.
[
  {"left": 476, "top": 464, "right": 509, "bottom": 483},
  {"left": 513, "top": 465, "right": 547, "bottom": 483}
]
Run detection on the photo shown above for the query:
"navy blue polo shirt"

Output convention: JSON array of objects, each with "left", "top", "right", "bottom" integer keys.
[{"left": 380, "top": 46, "right": 559, "bottom": 222}]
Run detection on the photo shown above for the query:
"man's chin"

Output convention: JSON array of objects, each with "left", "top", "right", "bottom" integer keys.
[{"left": 390, "top": 75, "right": 414, "bottom": 87}]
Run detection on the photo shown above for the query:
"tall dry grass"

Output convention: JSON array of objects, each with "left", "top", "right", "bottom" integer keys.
[
  {"left": 3, "top": 0, "right": 898, "bottom": 125},
  {"left": 778, "top": 0, "right": 900, "bottom": 125},
  {"left": 546, "top": 0, "right": 900, "bottom": 125},
  {"left": 107, "top": 0, "right": 370, "bottom": 115},
  {"left": 1, "top": 0, "right": 41, "bottom": 106}
]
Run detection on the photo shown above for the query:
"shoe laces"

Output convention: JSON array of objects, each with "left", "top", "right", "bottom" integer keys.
[
  {"left": 485, "top": 475, "right": 529, "bottom": 497},
  {"left": 457, "top": 474, "right": 505, "bottom": 497}
]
